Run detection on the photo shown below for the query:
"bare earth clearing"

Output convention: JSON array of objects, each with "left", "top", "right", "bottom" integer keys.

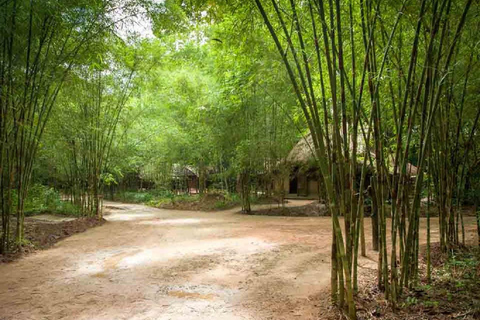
[{"left": 0, "top": 202, "right": 477, "bottom": 320}]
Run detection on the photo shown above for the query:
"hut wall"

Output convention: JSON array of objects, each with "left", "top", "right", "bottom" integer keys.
[
  {"left": 297, "top": 175, "right": 308, "bottom": 196},
  {"left": 308, "top": 179, "right": 318, "bottom": 197},
  {"left": 282, "top": 175, "right": 320, "bottom": 198},
  {"left": 283, "top": 178, "right": 290, "bottom": 194}
]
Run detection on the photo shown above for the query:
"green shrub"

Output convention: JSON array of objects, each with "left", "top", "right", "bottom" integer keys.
[
  {"left": 117, "top": 189, "right": 181, "bottom": 204},
  {"left": 55, "top": 200, "right": 81, "bottom": 216},
  {"left": 116, "top": 189, "right": 256, "bottom": 211},
  {"left": 23, "top": 184, "right": 81, "bottom": 216},
  {"left": 118, "top": 191, "right": 153, "bottom": 203}
]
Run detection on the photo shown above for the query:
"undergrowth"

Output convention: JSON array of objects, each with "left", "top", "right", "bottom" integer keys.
[
  {"left": 115, "top": 189, "right": 269, "bottom": 211},
  {"left": 404, "top": 246, "right": 480, "bottom": 318},
  {"left": 354, "top": 245, "right": 480, "bottom": 319},
  {"left": 20, "top": 184, "right": 80, "bottom": 216}
]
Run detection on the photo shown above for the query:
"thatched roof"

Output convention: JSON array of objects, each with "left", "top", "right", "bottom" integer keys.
[
  {"left": 172, "top": 164, "right": 198, "bottom": 177},
  {"left": 286, "top": 134, "right": 315, "bottom": 163},
  {"left": 392, "top": 162, "right": 418, "bottom": 177},
  {"left": 287, "top": 133, "right": 368, "bottom": 164},
  {"left": 385, "top": 154, "right": 419, "bottom": 177},
  {"left": 287, "top": 133, "right": 419, "bottom": 177},
  {"left": 405, "top": 163, "right": 418, "bottom": 176},
  {"left": 172, "top": 164, "right": 218, "bottom": 178}
]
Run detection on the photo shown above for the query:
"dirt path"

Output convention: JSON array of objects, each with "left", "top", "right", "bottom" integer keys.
[{"left": 0, "top": 202, "right": 477, "bottom": 320}]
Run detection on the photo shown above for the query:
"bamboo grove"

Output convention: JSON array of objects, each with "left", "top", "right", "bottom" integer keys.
[
  {"left": 57, "top": 64, "right": 137, "bottom": 217},
  {"left": 254, "top": 0, "right": 479, "bottom": 318},
  {"left": 1, "top": 0, "right": 480, "bottom": 318},
  {"left": 0, "top": 0, "right": 141, "bottom": 253}
]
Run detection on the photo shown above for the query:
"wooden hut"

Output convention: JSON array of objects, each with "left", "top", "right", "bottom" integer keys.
[
  {"left": 172, "top": 164, "right": 199, "bottom": 194},
  {"left": 278, "top": 134, "right": 418, "bottom": 199},
  {"left": 280, "top": 135, "right": 321, "bottom": 199}
]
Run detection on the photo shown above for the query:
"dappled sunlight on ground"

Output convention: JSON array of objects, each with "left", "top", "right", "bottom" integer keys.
[
  {"left": 137, "top": 218, "right": 204, "bottom": 225},
  {"left": 118, "top": 237, "right": 275, "bottom": 269},
  {"left": 107, "top": 212, "right": 158, "bottom": 221},
  {"left": 2, "top": 202, "right": 473, "bottom": 320}
]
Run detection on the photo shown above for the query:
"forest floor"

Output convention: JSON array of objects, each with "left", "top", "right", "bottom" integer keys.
[
  {"left": 249, "top": 201, "right": 329, "bottom": 217},
  {"left": 0, "top": 215, "right": 105, "bottom": 263},
  {"left": 352, "top": 243, "right": 480, "bottom": 320},
  {"left": 0, "top": 201, "right": 477, "bottom": 320}
]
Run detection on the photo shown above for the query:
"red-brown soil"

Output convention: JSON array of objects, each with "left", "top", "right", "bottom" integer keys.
[
  {"left": 0, "top": 216, "right": 105, "bottom": 263},
  {"left": 0, "top": 202, "right": 477, "bottom": 319}
]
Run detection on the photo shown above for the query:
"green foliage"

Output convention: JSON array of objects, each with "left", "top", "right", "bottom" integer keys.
[
  {"left": 117, "top": 191, "right": 156, "bottom": 204},
  {"left": 23, "top": 184, "right": 80, "bottom": 217},
  {"left": 402, "top": 248, "right": 480, "bottom": 316},
  {"left": 443, "top": 251, "right": 480, "bottom": 282},
  {"left": 101, "top": 173, "right": 118, "bottom": 187},
  {"left": 422, "top": 300, "right": 439, "bottom": 308},
  {"left": 212, "top": 192, "right": 241, "bottom": 209},
  {"left": 114, "top": 189, "right": 174, "bottom": 204},
  {"left": 115, "top": 189, "right": 253, "bottom": 211},
  {"left": 403, "top": 296, "right": 418, "bottom": 307}
]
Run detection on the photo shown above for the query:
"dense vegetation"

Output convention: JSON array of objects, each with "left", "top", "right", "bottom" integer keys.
[{"left": 1, "top": 0, "right": 480, "bottom": 318}]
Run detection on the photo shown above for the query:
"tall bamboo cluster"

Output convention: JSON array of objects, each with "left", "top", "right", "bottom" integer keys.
[
  {"left": 0, "top": 0, "right": 119, "bottom": 253},
  {"left": 254, "top": 0, "right": 478, "bottom": 318},
  {"left": 59, "top": 65, "right": 136, "bottom": 217}
]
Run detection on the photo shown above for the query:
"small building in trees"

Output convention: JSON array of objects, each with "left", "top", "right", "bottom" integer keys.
[
  {"left": 172, "top": 164, "right": 200, "bottom": 194},
  {"left": 171, "top": 164, "right": 219, "bottom": 194},
  {"left": 276, "top": 135, "right": 322, "bottom": 199},
  {"left": 276, "top": 134, "right": 419, "bottom": 200}
]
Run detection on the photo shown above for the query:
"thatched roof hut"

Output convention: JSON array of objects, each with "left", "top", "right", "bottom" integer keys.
[{"left": 286, "top": 134, "right": 418, "bottom": 177}]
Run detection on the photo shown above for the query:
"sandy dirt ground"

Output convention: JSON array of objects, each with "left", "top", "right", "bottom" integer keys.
[
  {"left": 28, "top": 215, "right": 77, "bottom": 223},
  {"left": 0, "top": 201, "right": 477, "bottom": 320}
]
